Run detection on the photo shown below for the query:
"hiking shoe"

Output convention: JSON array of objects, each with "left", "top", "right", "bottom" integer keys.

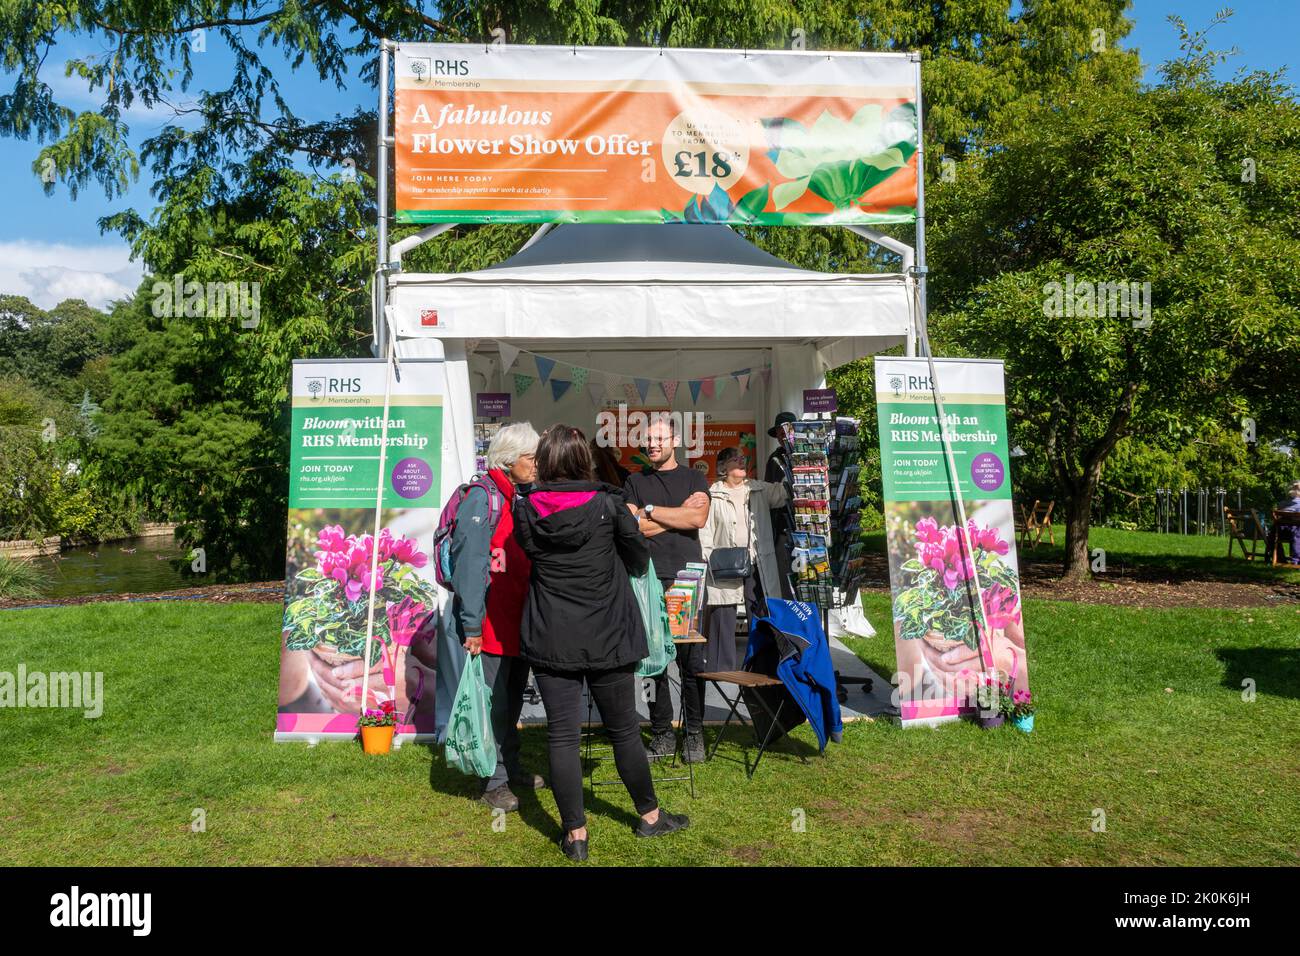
[
  {"left": 636, "top": 809, "right": 690, "bottom": 838},
  {"left": 510, "top": 772, "right": 547, "bottom": 790},
  {"left": 559, "top": 833, "right": 589, "bottom": 862},
  {"left": 480, "top": 785, "right": 519, "bottom": 813},
  {"left": 645, "top": 731, "right": 676, "bottom": 758},
  {"left": 682, "top": 732, "right": 706, "bottom": 763}
]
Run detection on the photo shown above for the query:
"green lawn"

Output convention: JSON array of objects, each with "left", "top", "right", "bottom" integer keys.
[{"left": 2, "top": 595, "right": 1297, "bottom": 866}]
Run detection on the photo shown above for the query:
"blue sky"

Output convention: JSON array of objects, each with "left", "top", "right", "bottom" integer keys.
[{"left": 0, "top": 1, "right": 1294, "bottom": 309}]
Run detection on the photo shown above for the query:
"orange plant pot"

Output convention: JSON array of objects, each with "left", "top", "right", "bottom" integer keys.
[{"left": 361, "top": 724, "right": 395, "bottom": 755}]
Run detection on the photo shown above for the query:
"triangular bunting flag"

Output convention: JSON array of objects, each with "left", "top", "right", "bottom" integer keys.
[
  {"left": 550, "top": 379, "right": 572, "bottom": 401},
  {"left": 701, "top": 377, "right": 716, "bottom": 400},
  {"left": 634, "top": 378, "right": 651, "bottom": 403},
  {"left": 513, "top": 374, "right": 535, "bottom": 397},
  {"left": 736, "top": 372, "right": 751, "bottom": 395},
  {"left": 535, "top": 355, "right": 557, "bottom": 384},
  {"left": 714, "top": 376, "right": 727, "bottom": 399},
  {"left": 570, "top": 366, "right": 589, "bottom": 392},
  {"left": 758, "top": 366, "right": 772, "bottom": 387},
  {"left": 623, "top": 383, "right": 640, "bottom": 406},
  {"left": 499, "top": 343, "right": 521, "bottom": 373},
  {"left": 688, "top": 380, "right": 703, "bottom": 403},
  {"left": 587, "top": 371, "right": 606, "bottom": 405},
  {"left": 661, "top": 380, "right": 679, "bottom": 404}
]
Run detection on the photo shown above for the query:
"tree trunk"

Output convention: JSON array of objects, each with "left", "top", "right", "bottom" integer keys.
[{"left": 1061, "top": 484, "right": 1095, "bottom": 581}]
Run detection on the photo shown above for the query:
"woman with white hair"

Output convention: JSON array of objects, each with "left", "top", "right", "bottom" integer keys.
[{"left": 448, "top": 421, "right": 545, "bottom": 812}]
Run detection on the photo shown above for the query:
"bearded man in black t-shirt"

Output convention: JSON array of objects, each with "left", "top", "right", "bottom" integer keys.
[{"left": 623, "top": 415, "right": 710, "bottom": 763}]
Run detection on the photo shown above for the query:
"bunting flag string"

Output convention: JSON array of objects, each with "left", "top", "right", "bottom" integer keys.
[
  {"left": 486, "top": 341, "right": 769, "bottom": 390},
  {"left": 499, "top": 343, "right": 521, "bottom": 373}
]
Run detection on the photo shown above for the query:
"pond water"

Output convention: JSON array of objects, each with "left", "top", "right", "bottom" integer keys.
[{"left": 29, "top": 534, "right": 194, "bottom": 599}]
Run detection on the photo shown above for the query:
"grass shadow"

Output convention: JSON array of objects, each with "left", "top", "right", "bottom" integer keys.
[{"left": 1216, "top": 646, "right": 1300, "bottom": 701}]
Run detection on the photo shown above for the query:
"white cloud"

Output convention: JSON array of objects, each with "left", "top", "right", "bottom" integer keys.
[{"left": 0, "top": 240, "right": 145, "bottom": 310}]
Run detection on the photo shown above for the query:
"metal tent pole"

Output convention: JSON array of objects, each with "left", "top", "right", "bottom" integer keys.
[
  {"left": 375, "top": 38, "right": 392, "bottom": 358},
  {"left": 908, "top": 52, "right": 994, "bottom": 675}
]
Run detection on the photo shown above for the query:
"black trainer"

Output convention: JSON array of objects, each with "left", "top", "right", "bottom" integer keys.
[
  {"left": 560, "top": 833, "right": 589, "bottom": 861},
  {"left": 636, "top": 809, "right": 690, "bottom": 838},
  {"left": 645, "top": 730, "right": 676, "bottom": 758},
  {"left": 683, "top": 732, "right": 706, "bottom": 763}
]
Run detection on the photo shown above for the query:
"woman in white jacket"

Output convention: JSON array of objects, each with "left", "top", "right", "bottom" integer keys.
[{"left": 698, "top": 447, "right": 789, "bottom": 675}]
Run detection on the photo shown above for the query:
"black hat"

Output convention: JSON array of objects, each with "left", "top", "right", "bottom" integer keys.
[{"left": 767, "top": 411, "right": 797, "bottom": 438}]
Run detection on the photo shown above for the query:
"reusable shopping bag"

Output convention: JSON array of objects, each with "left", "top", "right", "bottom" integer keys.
[{"left": 444, "top": 654, "right": 497, "bottom": 777}]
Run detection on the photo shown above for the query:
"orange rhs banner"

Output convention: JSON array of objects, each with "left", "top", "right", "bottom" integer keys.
[{"left": 393, "top": 44, "right": 918, "bottom": 226}]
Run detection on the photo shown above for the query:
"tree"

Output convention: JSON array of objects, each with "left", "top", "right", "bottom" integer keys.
[
  {"left": 2, "top": 0, "right": 1143, "bottom": 576},
  {"left": 928, "top": 20, "right": 1300, "bottom": 578}
]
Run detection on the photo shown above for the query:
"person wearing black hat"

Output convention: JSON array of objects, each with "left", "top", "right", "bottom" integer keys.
[{"left": 763, "top": 412, "right": 797, "bottom": 600}]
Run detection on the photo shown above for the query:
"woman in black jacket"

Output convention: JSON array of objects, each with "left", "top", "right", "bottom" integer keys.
[{"left": 513, "top": 424, "right": 689, "bottom": 861}]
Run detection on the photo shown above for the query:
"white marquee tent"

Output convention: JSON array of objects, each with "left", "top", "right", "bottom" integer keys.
[{"left": 385, "top": 222, "right": 918, "bottom": 496}]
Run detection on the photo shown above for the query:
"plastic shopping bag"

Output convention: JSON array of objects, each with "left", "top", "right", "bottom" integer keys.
[
  {"left": 444, "top": 654, "right": 497, "bottom": 777},
  {"left": 632, "top": 558, "right": 676, "bottom": 678}
]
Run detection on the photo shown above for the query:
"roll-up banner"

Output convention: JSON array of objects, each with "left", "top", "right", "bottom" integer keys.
[
  {"left": 874, "top": 358, "right": 1031, "bottom": 726},
  {"left": 393, "top": 44, "right": 918, "bottom": 226},
  {"left": 276, "top": 359, "right": 446, "bottom": 741}
]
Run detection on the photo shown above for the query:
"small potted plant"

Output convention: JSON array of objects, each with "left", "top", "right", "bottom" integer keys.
[
  {"left": 1009, "top": 689, "right": 1035, "bottom": 733},
  {"left": 975, "top": 674, "right": 1011, "bottom": 729},
  {"left": 359, "top": 699, "right": 397, "bottom": 754}
]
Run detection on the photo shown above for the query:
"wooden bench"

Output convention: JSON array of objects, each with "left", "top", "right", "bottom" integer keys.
[
  {"left": 1268, "top": 510, "right": 1300, "bottom": 566},
  {"left": 1225, "top": 507, "right": 1266, "bottom": 560},
  {"left": 695, "top": 669, "right": 806, "bottom": 780}
]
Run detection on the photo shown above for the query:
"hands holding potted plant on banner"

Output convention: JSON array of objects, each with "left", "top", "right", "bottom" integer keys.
[
  {"left": 282, "top": 525, "right": 439, "bottom": 721},
  {"left": 892, "top": 516, "right": 1033, "bottom": 727}
]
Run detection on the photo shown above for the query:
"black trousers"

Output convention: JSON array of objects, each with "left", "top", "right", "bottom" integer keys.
[
  {"left": 702, "top": 573, "right": 764, "bottom": 675},
  {"left": 533, "top": 663, "right": 658, "bottom": 833}
]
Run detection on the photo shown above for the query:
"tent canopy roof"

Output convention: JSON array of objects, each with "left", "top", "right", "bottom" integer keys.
[
  {"left": 388, "top": 224, "right": 912, "bottom": 356},
  {"left": 484, "top": 222, "right": 827, "bottom": 277}
]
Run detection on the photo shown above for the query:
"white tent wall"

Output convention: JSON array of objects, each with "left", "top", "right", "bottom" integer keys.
[
  {"left": 391, "top": 335, "right": 840, "bottom": 496},
  {"left": 386, "top": 225, "right": 915, "bottom": 495}
]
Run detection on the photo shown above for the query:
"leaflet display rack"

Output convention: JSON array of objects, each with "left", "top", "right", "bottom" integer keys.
[{"left": 780, "top": 416, "right": 866, "bottom": 607}]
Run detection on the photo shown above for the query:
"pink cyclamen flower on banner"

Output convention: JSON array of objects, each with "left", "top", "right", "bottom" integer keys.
[
  {"left": 316, "top": 525, "right": 349, "bottom": 553},
  {"left": 914, "top": 516, "right": 944, "bottom": 545},
  {"left": 386, "top": 596, "right": 428, "bottom": 647},
  {"left": 981, "top": 582, "right": 1022, "bottom": 632},
  {"left": 388, "top": 535, "right": 428, "bottom": 568},
  {"left": 967, "top": 519, "right": 1009, "bottom": 556}
]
